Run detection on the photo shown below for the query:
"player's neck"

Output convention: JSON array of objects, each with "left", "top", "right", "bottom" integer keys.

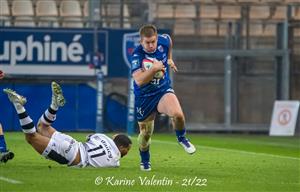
[{"left": 143, "top": 48, "right": 156, "bottom": 54}]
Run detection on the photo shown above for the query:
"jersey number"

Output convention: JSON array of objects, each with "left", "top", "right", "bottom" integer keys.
[
  {"left": 151, "top": 78, "right": 160, "bottom": 85},
  {"left": 88, "top": 145, "right": 106, "bottom": 158}
]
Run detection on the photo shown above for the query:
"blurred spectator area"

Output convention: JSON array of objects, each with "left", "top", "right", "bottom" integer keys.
[{"left": 0, "top": 0, "right": 299, "bottom": 34}]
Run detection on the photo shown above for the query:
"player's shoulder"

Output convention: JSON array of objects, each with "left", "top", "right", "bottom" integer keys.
[
  {"left": 88, "top": 133, "right": 107, "bottom": 141},
  {"left": 158, "top": 34, "right": 171, "bottom": 46},
  {"left": 133, "top": 45, "right": 143, "bottom": 56},
  {"left": 93, "top": 133, "right": 109, "bottom": 139},
  {"left": 160, "top": 33, "right": 171, "bottom": 41}
]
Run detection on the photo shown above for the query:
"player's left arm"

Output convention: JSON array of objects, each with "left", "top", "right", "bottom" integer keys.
[{"left": 167, "top": 36, "right": 178, "bottom": 72}]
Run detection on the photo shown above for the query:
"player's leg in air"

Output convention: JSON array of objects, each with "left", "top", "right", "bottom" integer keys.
[
  {"left": 4, "top": 82, "right": 80, "bottom": 166},
  {"left": 138, "top": 113, "right": 155, "bottom": 171},
  {"left": 3, "top": 82, "right": 65, "bottom": 156},
  {"left": 0, "top": 123, "right": 14, "bottom": 163},
  {"left": 157, "top": 92, "right": 196, "bottom": 154},
  {"left": 3, "top": 88, "right": 51, "bottom": 155},
  {"left": 36, "top": 82, "right": 66, "bottom": 138}
]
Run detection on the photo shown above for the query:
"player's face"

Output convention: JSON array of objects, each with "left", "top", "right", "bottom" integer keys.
[
  {"left": 120, "top": 144, "right": 131, "bottom": 158},
  {"left": 140, "top": 35, "right": 158, "bottom": 53}
]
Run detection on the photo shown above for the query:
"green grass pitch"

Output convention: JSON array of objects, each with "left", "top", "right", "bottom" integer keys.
[{"left": 0, "top": 132, "right": 299, "bottom": 192}]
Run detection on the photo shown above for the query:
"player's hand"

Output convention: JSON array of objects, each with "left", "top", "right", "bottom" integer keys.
[
  {"left": 168, "top": 59, "right": 178, "bottom": 72},
  {"left": 152, "top": 59, "right": 165, "bottom": 72},
  {"left": 0, "top": 70, "right": 5, "bottom": 79}
]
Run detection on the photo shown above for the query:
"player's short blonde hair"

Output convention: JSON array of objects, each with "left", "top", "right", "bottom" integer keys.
[{"left": 139, "top": 24, "right": 157, "bottom": 38}]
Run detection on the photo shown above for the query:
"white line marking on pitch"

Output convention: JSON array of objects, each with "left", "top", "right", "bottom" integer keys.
[
  {"left": 227, "top": 139, "right": 300, "bottom": 148},
  {"left": 0, "top": 176, "right": 23, "bottom": 184},
  {"left": 152, "top": 139, "right": 300, "bottom": 161}
]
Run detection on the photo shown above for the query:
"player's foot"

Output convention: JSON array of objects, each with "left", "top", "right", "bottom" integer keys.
[
  {"left": 0, "top": 151, "right": 14, "bottom": 163},
  {"left": 140, "top": 162, "right": 151, "bottom": 171},
  {"left": 179, "top": 137, "right": 196, "bottom": 154},
  {"left": 51, "top": 81, "right": 65, "bottom": 107},
  {"left": 3, "top": 88, "right": 27, "bottom": 105}
]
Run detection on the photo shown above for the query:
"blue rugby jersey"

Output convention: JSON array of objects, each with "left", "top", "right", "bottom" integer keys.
[{"left": 131, "top": 34, "right": 172, "bottom": 97}]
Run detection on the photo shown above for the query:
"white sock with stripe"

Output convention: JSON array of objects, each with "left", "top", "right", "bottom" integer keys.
[{"left": 39, "top": 107, "right": 57, "bottom": 126}]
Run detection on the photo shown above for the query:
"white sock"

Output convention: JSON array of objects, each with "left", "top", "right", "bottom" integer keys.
[
  {"left": 50, "top": 102, "right": 58, "bottom": 111},
  {"left": 13, "top": 103, "right": 25, "bottom": 114},
  {"left": 40, "top": 107, "right": 57, "bottom": 126},
  {"left": 18, "top": 111, "right": 36, "bottom": 134}
]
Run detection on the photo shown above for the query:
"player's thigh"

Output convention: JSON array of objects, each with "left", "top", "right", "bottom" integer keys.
[
  {"left": 157, "top": 93, "right": 184, "bottom": 117},
  {"left": 42, "top": 132, "right": 79, "bottom": 165},
  {"left": 25, "top": 133, "right": 51, "bottom": 154}
]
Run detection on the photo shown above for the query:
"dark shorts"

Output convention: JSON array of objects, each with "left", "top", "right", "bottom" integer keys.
[{"left": 135, "top": 87, "right": 174, "bottom": 122}]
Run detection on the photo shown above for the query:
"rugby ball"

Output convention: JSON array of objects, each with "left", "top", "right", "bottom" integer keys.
[{"left": 142, "top": 59, "right": 164, "bottom": 79}]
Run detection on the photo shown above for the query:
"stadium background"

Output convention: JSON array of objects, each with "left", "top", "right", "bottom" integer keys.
[{"left": 1, "top": 0, "right": 299, "bottom": 134}]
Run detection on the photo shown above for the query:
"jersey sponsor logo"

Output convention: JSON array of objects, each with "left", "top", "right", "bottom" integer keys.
[
  {"left": 158, "top": 45, "right": 164, "bottom": 53},
  {"left": 101, "top": 140, "right": 113, "bottom": 159},
  {"left": 132, "top": 59, "right": 139, "bottom": 69},
  {"left": 136, "top": 107, "right": 145, "bottom": 117},
  {"left": 123, "top": 32, "right": 140, "bottom": 68},
  {"left": 65, "top": 139, "right": 75, "bottom": 154}
]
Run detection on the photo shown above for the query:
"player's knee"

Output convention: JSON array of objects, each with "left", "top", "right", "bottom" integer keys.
[
  {"left": 138, "top": 120, "right": 154, "bottom": 148},
  {"left": 173, "top": 111, "right": 185, "bottom": 123},
  {"left": 37, "top": 120, "right": 42, "bottom": 128},
  {"left": 37, "top": 120, "right": 49, "bottom": 130},
  {"left": 139, "top": 128, "right": 152, "bottom": 145},
  {"left": 139, "top": 121, "right": 154, "bottom": 136},
  {"left": 36, "top": 121, "right": 43, "bottom": 132},
  {"left": 140, "top": 128, "right": 152, "bottom": 141}
]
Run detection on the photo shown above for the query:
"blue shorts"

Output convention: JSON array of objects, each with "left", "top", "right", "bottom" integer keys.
[{"left": 135, "top": 87, "right": 174, "bottom": 122}]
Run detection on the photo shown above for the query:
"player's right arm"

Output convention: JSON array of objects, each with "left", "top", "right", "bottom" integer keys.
[{"left": 131, "top": 54, "right": 164, "bottom": 86}]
